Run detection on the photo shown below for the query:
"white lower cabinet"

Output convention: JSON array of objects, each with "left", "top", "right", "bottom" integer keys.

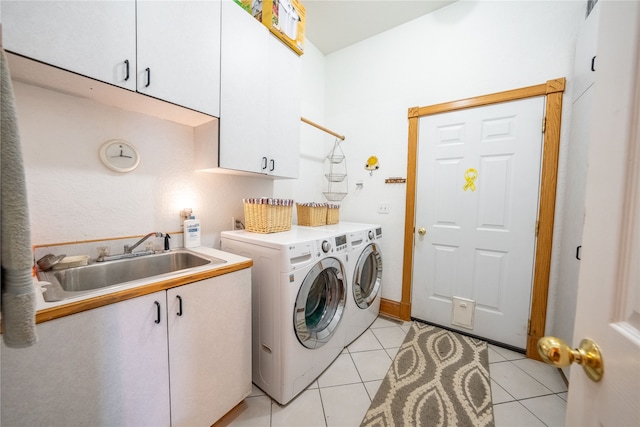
[
  {"left": 1, "top": 291, "right": 171, "bottom": 426},
  {"left": 0, "top": 269, "right": 251, "bottom": 426},
  {"left": 167, "top": 270, "right": 252, "bottom": 426}
]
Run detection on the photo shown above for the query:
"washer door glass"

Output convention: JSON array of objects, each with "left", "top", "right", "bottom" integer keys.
[
  {"left": 353, "top": 244, "right": 382, "bottom": 309},
  {"left": 294, "top": 257, "right": 346, "bottom": 349}
]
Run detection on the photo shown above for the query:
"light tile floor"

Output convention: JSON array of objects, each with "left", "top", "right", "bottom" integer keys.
[{"left": 216, "top": 316, "right": 568, "bottom": 427}]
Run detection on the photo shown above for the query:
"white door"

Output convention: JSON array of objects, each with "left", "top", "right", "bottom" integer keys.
[
  {"left": 412, "top": 97, "right": 545, "bottom": 349},
  {"left": 563, "top": 2, "right": 640, "bottom": 424}
]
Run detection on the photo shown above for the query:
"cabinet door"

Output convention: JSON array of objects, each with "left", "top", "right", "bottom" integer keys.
[
  {"left": 2, "top": 0, "right": 136, "bottom": 91},
  {"left": 0, "top": 292, "right": 171, "bottom": 426},
  {"left": 267, "top": 34, "right": 302, "bottom": 179},
  {"left": 572, "top": 1, "right": 600, "bottom": 101},
  {"left": 219, "top": 0, "right": 270, "bottom": 174},
  {"left": 167, "top": 270, "right": 252, "bottom": 426},
  {"left": 136, "top": 0, "right": 221, "bottom": 116}
]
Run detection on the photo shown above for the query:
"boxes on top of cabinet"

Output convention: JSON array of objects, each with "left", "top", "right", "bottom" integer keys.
[{"left": 233, "top": 0, "right": 305, "bottom": 55}]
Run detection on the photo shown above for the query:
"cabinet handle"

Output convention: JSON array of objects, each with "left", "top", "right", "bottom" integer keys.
[
  {"left": 270, "top": 159, "right": 275, "bottom": 172},
  {"left": 262, "top": 157, "right": 268, "bottom": 170},
  {"left": 154, "top": 301, "right": 161, "bottom": 324},
  {"left": 124, "top": 59, "right": 130, "bottom": 81},
  {"left": 145, "top": 67, "right": 151, "bottom": 87},
  {"left": 591, "top": 56, "right": 596, "bottom": 72},
  {"left": 176, "top": 295, "right": 183, "bottom": 317}
]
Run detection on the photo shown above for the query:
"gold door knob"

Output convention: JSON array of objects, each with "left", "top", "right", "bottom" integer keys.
[
  {"left": 418, "top": 227, "right": 427, "bottom": 236},
  {"left": 537, "top": 336, "right": 604, "bottom": 382}
]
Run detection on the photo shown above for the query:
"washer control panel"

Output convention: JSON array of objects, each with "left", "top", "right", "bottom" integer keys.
[
  {"left": 334, "top": 234, "right": 348, "bottom": 252},
  {"left": 319, "top": 234, "right": 348, "bottom": 255}
]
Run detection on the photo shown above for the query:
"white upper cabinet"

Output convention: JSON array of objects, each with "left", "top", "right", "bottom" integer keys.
[
  {"left": 2, "top": 1, "right": 137, "bottom": 90},
  {"left": 572, "top": 1, "right": 600, "bottom": 102},
  {"left": 2, "top": 0, "right": 221, "bottom": 116},
  {"left": 136, "top": 1, "right": 221, "bottom": 116},
  {"left": 217, "top": 0, "right": 301, "bottom": 179},
  {"left": 267, "top": 33, "right": 302, "bottom": 178},
  {"left": 219, "top": 0, "right": 270, "bottom": 174}
]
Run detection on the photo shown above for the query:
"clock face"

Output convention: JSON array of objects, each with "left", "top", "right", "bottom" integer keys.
[{"left": 99, "top": 140, "right": 140, "bottom": 173}]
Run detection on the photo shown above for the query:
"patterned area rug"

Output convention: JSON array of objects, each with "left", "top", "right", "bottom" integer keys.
[{"left": 361, "top": 321, "right": 494, "bottom": 427}]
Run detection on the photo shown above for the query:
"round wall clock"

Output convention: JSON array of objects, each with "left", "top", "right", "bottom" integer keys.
[{"left": 99, "top": 139, "right": 140, "bottom": 173}]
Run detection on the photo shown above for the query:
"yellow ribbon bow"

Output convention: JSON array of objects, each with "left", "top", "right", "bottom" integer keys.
[{"left": 463, "top": 168, "right": 478, "bottom": 192}]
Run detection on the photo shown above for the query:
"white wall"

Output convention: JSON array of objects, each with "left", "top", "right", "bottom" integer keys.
[
  {"left": 15, "top": 82, "right": 272, "bottom": 251},
  {"left": 319, "top": 0, "right": 584, "bottom": 335}
]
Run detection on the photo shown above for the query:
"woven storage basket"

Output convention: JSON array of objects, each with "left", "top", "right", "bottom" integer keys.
[
  {"left": 326, "top": 204, "right": 340, "bottom": 225},
  {"left": 243, "top": 200, "right": 292, "bottom": 233},
  {"left": 297, "top": 203, "right": 328, "bottom": 227}
]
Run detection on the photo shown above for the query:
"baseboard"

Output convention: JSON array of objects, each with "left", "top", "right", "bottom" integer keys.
[
  {"left": 379, "top": 298, "right": 400, "bottom": 319},
  {"left": 379, "top": 298, "right": 411, "bottom": 321}
]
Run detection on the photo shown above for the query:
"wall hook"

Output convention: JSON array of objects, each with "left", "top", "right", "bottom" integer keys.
[{"left": 365, "top": 156, "right": 379, "bottom": 176}]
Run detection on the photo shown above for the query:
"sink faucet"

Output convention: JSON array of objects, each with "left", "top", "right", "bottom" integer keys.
[
  {"left": 124, "top": 232, "right": 164, "bottom": 254},
  {"left": 97, "top": 232, "right": 166, "bottom": 262}
]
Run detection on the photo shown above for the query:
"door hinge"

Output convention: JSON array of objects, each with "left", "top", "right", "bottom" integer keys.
[
  {"left": 542, "top": 117, "right": 546, "bottom": 133},
  {"left": 535, "top": 220, "right": 540, "bottom": 236},
  {"left": 527, "top": 319, "right": 531, "bottom": 335}
]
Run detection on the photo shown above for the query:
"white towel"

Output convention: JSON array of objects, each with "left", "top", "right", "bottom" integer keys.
[{"left": 1, "top": 48, "right": 38, "bottom": 348}]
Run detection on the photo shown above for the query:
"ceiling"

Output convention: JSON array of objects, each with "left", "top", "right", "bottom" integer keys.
[{"left": 303, "top": 0, "right": 457, "bottom": 55}]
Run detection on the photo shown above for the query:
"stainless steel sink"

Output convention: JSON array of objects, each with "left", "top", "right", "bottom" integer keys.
[{"left": 38, "top": 250, "right": 226, "bottom": 302}]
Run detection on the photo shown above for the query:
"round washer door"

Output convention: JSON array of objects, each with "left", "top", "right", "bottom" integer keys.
[
  {"left": 294, "top": 257, "right": 346, "bottom": 349},
  {"left": 353, "top": 243, "right": 382, "bottom": 309}
]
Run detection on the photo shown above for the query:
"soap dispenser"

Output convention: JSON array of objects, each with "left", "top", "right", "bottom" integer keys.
[{"left": 183, "top": 215, "right": 201, "bottom": 248}]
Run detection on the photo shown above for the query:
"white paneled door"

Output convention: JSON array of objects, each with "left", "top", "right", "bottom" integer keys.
[
  {"left": 564, "top": 1, "right": 640, "bottom": 424},
  {"left": 412, "top": 97, "right": 545, "bottom": 349}
]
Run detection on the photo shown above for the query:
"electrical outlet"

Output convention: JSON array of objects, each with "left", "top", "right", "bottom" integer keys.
[{"left": 378, "top": 203, "right": 390, "bottom": 214}]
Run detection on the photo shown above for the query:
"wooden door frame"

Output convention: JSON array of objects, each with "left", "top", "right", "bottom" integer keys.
[{"left": 400, "top": 78, "right": 565, "bottom": 360}]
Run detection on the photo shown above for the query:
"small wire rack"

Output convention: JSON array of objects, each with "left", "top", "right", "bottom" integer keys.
[{"left": 323, "top": 138, "right": 347, "bottom": 202}]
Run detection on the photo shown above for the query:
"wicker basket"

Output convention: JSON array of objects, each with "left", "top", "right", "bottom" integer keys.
[
  {"left": 296, "top": 203, "right": 328, "bottom": 227},
  {"left": 243, "top": 199, "right": 293, "bottom": 233},
  {"left": 326, "top": 204, "right": 340, "bottom": 225}
]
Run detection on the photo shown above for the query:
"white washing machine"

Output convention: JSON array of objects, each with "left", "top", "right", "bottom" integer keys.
[
  {"left": 220, "top": 227, "right": 349, "bottom": 405},
  {"left": 299, "top": 222, "right": 383, "bottom": 346}
]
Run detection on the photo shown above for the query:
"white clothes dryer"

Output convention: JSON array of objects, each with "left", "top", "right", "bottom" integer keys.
[
  {"left": 343, "top": 225, "right": 383, "bottom": 345},
  {"left": 220, "top": 227, "right": 349, "bottom": 405},
  {"left": 299, "top": 222, "right": 384, "bottom": 346}
]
